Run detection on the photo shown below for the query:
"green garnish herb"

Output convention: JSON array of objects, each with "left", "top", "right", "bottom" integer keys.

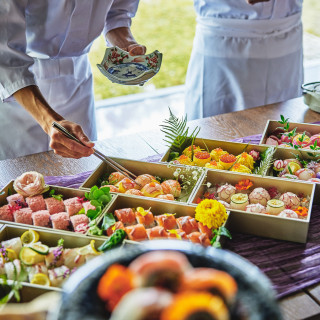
[
  {"left": 57, "top": 238, "right": 64, "bottom": 247},
  {"left": 101, "top": 213, "right": 116, "bottom": 231},
  {"left": 98, "top": 229, "right": 126, "bottom": 252},
  {"left": 211, "top": 226, "right": 232, "bottom": 248},
  {"left": 49, "top": 189, "right": 63, "bottom": 201}
]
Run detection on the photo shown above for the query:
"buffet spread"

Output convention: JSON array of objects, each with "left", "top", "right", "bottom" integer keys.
[{"left": 0, "top": 117, "right": 319, "bottom": 319}]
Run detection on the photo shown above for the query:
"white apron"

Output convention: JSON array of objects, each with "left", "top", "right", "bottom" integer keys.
[
  {"left": 185, "top": 10, "right": 303, "bottom": 120},
  {"left": 0, "top": 55, "right": 96, "bottom": 160}
]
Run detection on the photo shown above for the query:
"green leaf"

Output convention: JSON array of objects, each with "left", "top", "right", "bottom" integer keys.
[
  {"left": 85, "top": 192, "right": 90, "bottom": 200},
  {"left": 90, "top": 199, "right": 101, "bottom": 208},
  {"left": 57, "top": 238, "right": 64, "bottom": 247},
  {"left": 212, "top": 241, "right": 222, "bottom": 248},
  {"left": 253, "top": 146, "right": 276, "bottom": 176},
  {"left": 99, "top": 194, "right": 111, "bottom": 205},
  {"left": 218, "top": 226, "right": 232, "bottom": 239},
  {"left": 87, "top": 207, "right": 102, "bottom": 220},
  {"left": 100, "top": 186, "right": 110, "bottom": 194},
  {"left": 98, "top": 229, "right": 126, "bottom": 252},
  {"left": 101, "top": 213, "right": 116, "bottom": 231},
  {"left": 49, "top": 189, "right": 55, "bottom": 196},
  {"left": 77, "top": 208, "right": 85, "bottom": 215}
]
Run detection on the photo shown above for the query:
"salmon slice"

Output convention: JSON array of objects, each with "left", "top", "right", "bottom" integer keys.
[
  {"left": 125, "top": 224, "right": 148, "bottom": 241},
  {"left": 176, "top": 216, "right": 199, "bottom": 234},
  {"left": 114, "top": 208, "right": 136, "bottom": 226},
  {"left": 155, "top": 214, "right": 177, "bottom": 230},
  {"left": 146, "top": 226, "right": 169, "bottom": 240}
]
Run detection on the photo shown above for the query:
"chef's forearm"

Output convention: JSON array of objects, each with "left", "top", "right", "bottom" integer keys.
[{"left": 13, "top": 85, "right": 64, "bottom": 134}]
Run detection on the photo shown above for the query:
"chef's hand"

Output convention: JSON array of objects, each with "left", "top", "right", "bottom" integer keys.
[
  {"left": 106, "top": 27, "right": 146, "bottom": 56},
  {"left": 49, "top": 120, "right": 95, "bottom": 159},
  {"left": 246, "top": 0, "right": 270, "bottom": 4}
]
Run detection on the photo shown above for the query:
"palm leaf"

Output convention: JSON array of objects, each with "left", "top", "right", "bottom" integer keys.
[
  {"left": 253, "top": 146, "right": 276, "bottom": 176},
  {"left": 160, "top": 108, "right": 200, "bottom": 156}
]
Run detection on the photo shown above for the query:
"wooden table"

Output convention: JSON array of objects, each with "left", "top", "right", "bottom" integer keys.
[{"left": 1, "top": 96, "right": 320, "bottom": 319}]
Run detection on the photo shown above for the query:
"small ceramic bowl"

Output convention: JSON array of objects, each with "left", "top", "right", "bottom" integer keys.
[
  {"left": 302, "top": 82, "right": 320, "bottom": 113},
  {"left": 97, "top": 47, "right": 162, "bottom": 86}
]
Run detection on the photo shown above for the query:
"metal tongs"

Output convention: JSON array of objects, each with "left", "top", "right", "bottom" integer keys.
[{"left": 52, "top": 122, "right": 139, "bottom": 185}]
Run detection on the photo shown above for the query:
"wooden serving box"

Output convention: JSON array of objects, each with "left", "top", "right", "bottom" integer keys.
[
  {"left": 160, "top": 137, "right": 320, "bottom": 205},
  {"left": 80, "top": 157, "right": 206, "bottom": 203},
  {"left": 259, "top": 120, "right": 320, "bottom": 148},
  {"left": 188, "top": 170, "right": 315, "bottom": 243},
  {"left": 0, "top": 181, "right": 115, "bottom": 236}
]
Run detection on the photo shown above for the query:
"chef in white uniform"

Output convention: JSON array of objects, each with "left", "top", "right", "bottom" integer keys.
[
  {"left": 0, "top": 1, "right": 146, "bottom": 160},
  {"left": 185, "top": 0, "right": 304, "bottom": 120}
]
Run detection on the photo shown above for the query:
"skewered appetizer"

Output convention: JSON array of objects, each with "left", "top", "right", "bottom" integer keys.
[
  {"left": 105, "top": 206, "right": 224, "bottom": 247},
  {"left": 196, "top": 179, "right": 310, "bottom": 220},
  {"left": 0, "top": 229, "right": 101, "bottom": 288},
  {"left": 97, "top": 251, "right": 238, "bottom": 320}
]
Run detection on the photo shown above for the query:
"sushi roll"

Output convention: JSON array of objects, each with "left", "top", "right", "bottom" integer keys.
[
  {"left": 230, "top": 193, "right": 249, "bottom": 211},
  {"left": 161, "top": 180, "right": 181, "bottom": 198},
  {"left": 26, "top": 195, "right": 46, "bottom": 212},
  {"left": 0, "top": 205, "right": 14, "bottom": 222},
  {"left": 108, "top": 171, "right": 126, "bottom": 185},
  {"left": 147, "top": 226, "right": 169, "bottom": 240},
  {"left": 187, "top": 232, "right": 211, "bottom": 247},
  {"left": 63, "top": 248, "right": 86, "bottom": 269},
  {"left": 125, "top": 189, "right": 144, "bottom": 196},
  {"left": 248, "top": 188, "right": 270, "bottom": 206},
  {"left": 217, "top": 184, "right": 236, "bottom": 203},
  {"left": 198, "top": 222, "right": 213, "bottom": 239},
  {"left": 135, "top": 174, "right": 156, "bottom": 188},
  {"left": 181, "top": 268, "right": 238, "bottom": 305},
  {"left": 110, "top": 288, "right": 173, "bottom": 320},
  {"left": 102, "top": 185, "right": 120, "bottom": 192},
  {"left": 32, "top": 210, "right": 51, "bottom": 227},
  {"left": 63, "top": 197, "right": 83, "bottom": 216},
  {"left": 82, "top": 201, "right": 96, "bottom": 214},
  {"left": 129, "top": 251, "right": 192, "bottom": 292},
  {"left": 106, "top": 221, "right": 125, "bottom": 237},
  {"left": 48, "top": 265, "right": 70, "bottom": 287},
  {"left": 210, "top": 148, "right": 228, "bottom": 162},
  {"left": 141, "top": 182, "right": 163, "bottom": 198},
  {"left": 50, "top": 212, "right": 70, "bottom": 230},
  {"left": 278, "top": 209, "right": 299, "bottom": 219},
  {"left": 5, "top": 259, "right": 28, "bottom": 281},
  {"left": 219, "top": 154, "right": 237, "bottom": 170},
  {"left": 176, "top": 216, "right": 199, "bottom": 234},
  {"left": 70, "top": 214, "right": 89, "bottom": 231},
  {"left": 266, "top": 199, "right": 285, "bottom": 215},
  {"left": 26, "top": 262, "right": 48, "bottom": 282},
  {"left": 114, "top": 208, "right": 136, "bottom": 226},
  {"left": 279, "top": 192, "right": 300, "bottom": 210},
  {"left": 193, "top": 151, "right": 211, "bottom": 167},
  {"left": 6, "top": 193, "right": 24, "bottom": 206},
  {"left": 117, "top": 178, "right": 140, "bottom": 193},
  {"left": 125, "top": 224, "right": 148, "bottom": 241},
  {"left": 156, "top": 194, "right": 175, "bottom": 201},
  {"left": 167, "top": 229, "right": 187, "bottom": 240},
  {"left": 45, "top": 197, "right": 65, "bottom": 215},
  {"left": 1, "top": 237, "right": 22, "bottom": 256},
  {"left": 155, "top": 214, "right": 177, "bottom": 230},
  {"left": 160, "top": 292, "right": 229, "bottom": 320},
  {"left": 13, "top": 207, "right": 33, "bottom": 225},
  {"left": 135, "top": 207, "right": 155, "bottom": 228}
]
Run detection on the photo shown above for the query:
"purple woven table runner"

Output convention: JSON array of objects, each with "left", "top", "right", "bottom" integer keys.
[{"left": 44, "top": 133, "right": 320, "bottom": 299}]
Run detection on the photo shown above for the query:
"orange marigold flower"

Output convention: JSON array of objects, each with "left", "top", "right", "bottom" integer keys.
[
  {"left": 235, "top": 179, "right": 253, "bottom": 190},
  {"left": 294, "top": 206, "right": 308, "bottom": 217},
  {"left": 97, "top": 264, "right": 135, "bottom": 311}
]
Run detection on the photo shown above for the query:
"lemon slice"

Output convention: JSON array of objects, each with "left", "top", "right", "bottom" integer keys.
[
  {"left": 5, "top": 248, "right": 17, "bottom": 261},
  {"left": 31, "top": 273, "right": 51, "bottom": 286},
  {"left": 29, "top": 243, "right": 49, "bottom": 255},
  {"left": 136, "top": 207, "right": 151, "bottom": 216},
  {"left": 77, "top": 240, "right": 101, "bottom": 256},
  {"left": 21, "top": 229, "right": 40, "bottom": 245},
  {"left": 19, "top": 247, "right": 45, "bottom": 265}
]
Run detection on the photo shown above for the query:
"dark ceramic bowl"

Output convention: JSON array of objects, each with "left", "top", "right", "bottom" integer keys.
[{"left": 53, "top": 240, "right": 282, "bottom": 320}]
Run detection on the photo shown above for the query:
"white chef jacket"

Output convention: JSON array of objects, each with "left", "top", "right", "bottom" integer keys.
[
  {"left": 185, "top": 0, "right": 304, "bottom": 120},
  {"left": 0, "top": 0, "right": 139, "bottom": 160}
]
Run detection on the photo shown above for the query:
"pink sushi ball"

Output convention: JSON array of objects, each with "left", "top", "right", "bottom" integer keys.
[
  {"left": 156, "top": 194, "right": 175, "bottom": 201},
  {"left": 51, "top": 212, "right": 70, "bottom": 230},
  {"left": 13, "top": 208, "right": 33, "bottom": 225},
  {"left": 82, "top": 201, "right": 96, "bottom": 214},
  {"left": 63, "top": 197, "right": 83, "bottom": 217},
  {"left": 278, "top": 210, "right": 299, "bottom": 219},
  {"left": 32, "top": 210, "right": 50, "bottom": 227},
  {"left": 161, "top": 180, "right": 181, "bottom": 198},
  {"left": 70, "top": 214, "right": 89, "bottom": 231},
  {"left": 245, "top": 203, "right": 266, "bottom": 214},
  {"left": 6, "top": 194, "right": 24, "bottom": 206},
  {"left": 279, "top": 192, "right": 300, "bottom": 210},
  {"left": 125, "top": 189, "right": 144, "bottom": 196},
  {"left": 45, "top": 197, "right": 65, "bottom": 215},
  {"left": 0, "top": 205, "right": 14, "bottom": 222},
  {"left": 295, "top": 168, "right": 316, "bottom": 181},
  {"left": 26, "top": 195, "right": 46, "bottom": 212}
]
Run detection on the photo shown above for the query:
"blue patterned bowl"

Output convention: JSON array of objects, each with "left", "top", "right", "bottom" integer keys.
[{"left": 97, "top": 47, "right": 162, "bottom": 86}]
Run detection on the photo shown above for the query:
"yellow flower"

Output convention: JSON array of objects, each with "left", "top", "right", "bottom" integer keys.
[
  {"left": 236, "top": 152, "right": 254, "bottom": 170},
  {"left": 195, "top": 199, "right": 228, "bottom": 229}
]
